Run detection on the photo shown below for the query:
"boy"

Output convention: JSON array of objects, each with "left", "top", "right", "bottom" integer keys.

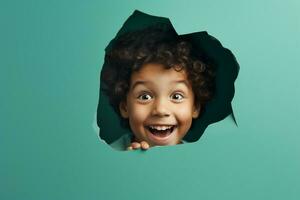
[{"left": 100, "top": 25, "right": 216, "bottom": 151}]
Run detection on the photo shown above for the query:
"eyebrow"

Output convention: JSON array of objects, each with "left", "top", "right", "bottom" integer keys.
[{"left": 131, "top": 80, "right": 190, "bottom": 90}]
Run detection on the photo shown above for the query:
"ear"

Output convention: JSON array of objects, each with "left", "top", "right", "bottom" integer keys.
[
  {"left": 119, "top": 101, "right": 129, "bottom": 118},
  {"left": 192, "top": 104, "right": 201, "bottom": 118}
]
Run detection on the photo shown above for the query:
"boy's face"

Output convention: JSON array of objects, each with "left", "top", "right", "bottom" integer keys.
[{"left": 119, "top": 63, "right": 200, "bottom": 147}]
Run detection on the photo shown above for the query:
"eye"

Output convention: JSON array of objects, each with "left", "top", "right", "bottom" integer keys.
[
  {"left": 137, "top": 93, "right": 152, "bottom": 101},
  {"left": 171, "top": 93, "right": 184, "bottom": 102}
]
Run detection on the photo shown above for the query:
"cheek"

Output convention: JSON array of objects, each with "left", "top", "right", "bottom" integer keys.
[
  {"left": 175, "top": 103, "right": 194, "bottom": 115},
  {"left": 176, "top": 112, "right": 193, "bottom": 137},
  {"left": 128, "top": 104, "right": 150, "bottom": 122},
  {"left": 174, "top": 105, "right": 194, "bottom": 125},
  {"left": 177, "top": 114, "right": 193, "bottom": 126}
]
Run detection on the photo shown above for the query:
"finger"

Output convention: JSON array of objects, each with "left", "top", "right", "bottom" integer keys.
[
  {"left": 131, "top": 142, "right": 141, "bottom": 149},
  {"left": 141, "top": 141, "right": 150, "bottom": 150},
  {"left": 127, "top": 146, "right": 133, "bottom": 151}
]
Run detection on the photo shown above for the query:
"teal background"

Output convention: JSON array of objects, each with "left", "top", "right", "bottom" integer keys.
[{"left": 1, "top": 0, "right": 299, "bottom": 199}]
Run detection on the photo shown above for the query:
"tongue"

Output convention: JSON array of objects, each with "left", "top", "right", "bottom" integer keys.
[{"left": 151, "top": 129, "right": 172, "bottom": 137}]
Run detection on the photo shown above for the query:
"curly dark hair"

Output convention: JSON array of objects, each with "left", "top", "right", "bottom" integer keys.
[{"left": 101, "top": 25, "right": 216, "bottom": 128}]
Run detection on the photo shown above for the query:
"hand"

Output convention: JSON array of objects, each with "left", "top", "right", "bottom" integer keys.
[{"left": 127, "top": 141, "right": 150, "bottom": 151}]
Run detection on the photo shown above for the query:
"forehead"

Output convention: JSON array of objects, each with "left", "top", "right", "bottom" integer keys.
[{"left": 130, "top": 63, "right": 188, "bottom": 85}]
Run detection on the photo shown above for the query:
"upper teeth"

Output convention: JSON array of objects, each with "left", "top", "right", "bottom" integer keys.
[{"left": 149, "top": 125, "right": 173, "bottom": 130}]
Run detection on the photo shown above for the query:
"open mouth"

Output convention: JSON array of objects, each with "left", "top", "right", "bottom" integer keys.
[{"left": 145, "top": 125, "right": 176, "bottom": 138}]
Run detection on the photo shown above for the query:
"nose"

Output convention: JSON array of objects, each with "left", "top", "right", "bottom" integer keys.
[{"left": 151, "top": 98, "right": 171, "bottom": 117}]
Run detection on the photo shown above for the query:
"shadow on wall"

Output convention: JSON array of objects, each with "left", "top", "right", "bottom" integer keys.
[{"left": 97, "top": 10, "right": 239, "bottom": 150}]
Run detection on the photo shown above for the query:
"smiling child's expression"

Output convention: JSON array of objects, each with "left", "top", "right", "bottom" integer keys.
[{"left": 119, "top": 63, "right": 200, "bottom": 147}]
